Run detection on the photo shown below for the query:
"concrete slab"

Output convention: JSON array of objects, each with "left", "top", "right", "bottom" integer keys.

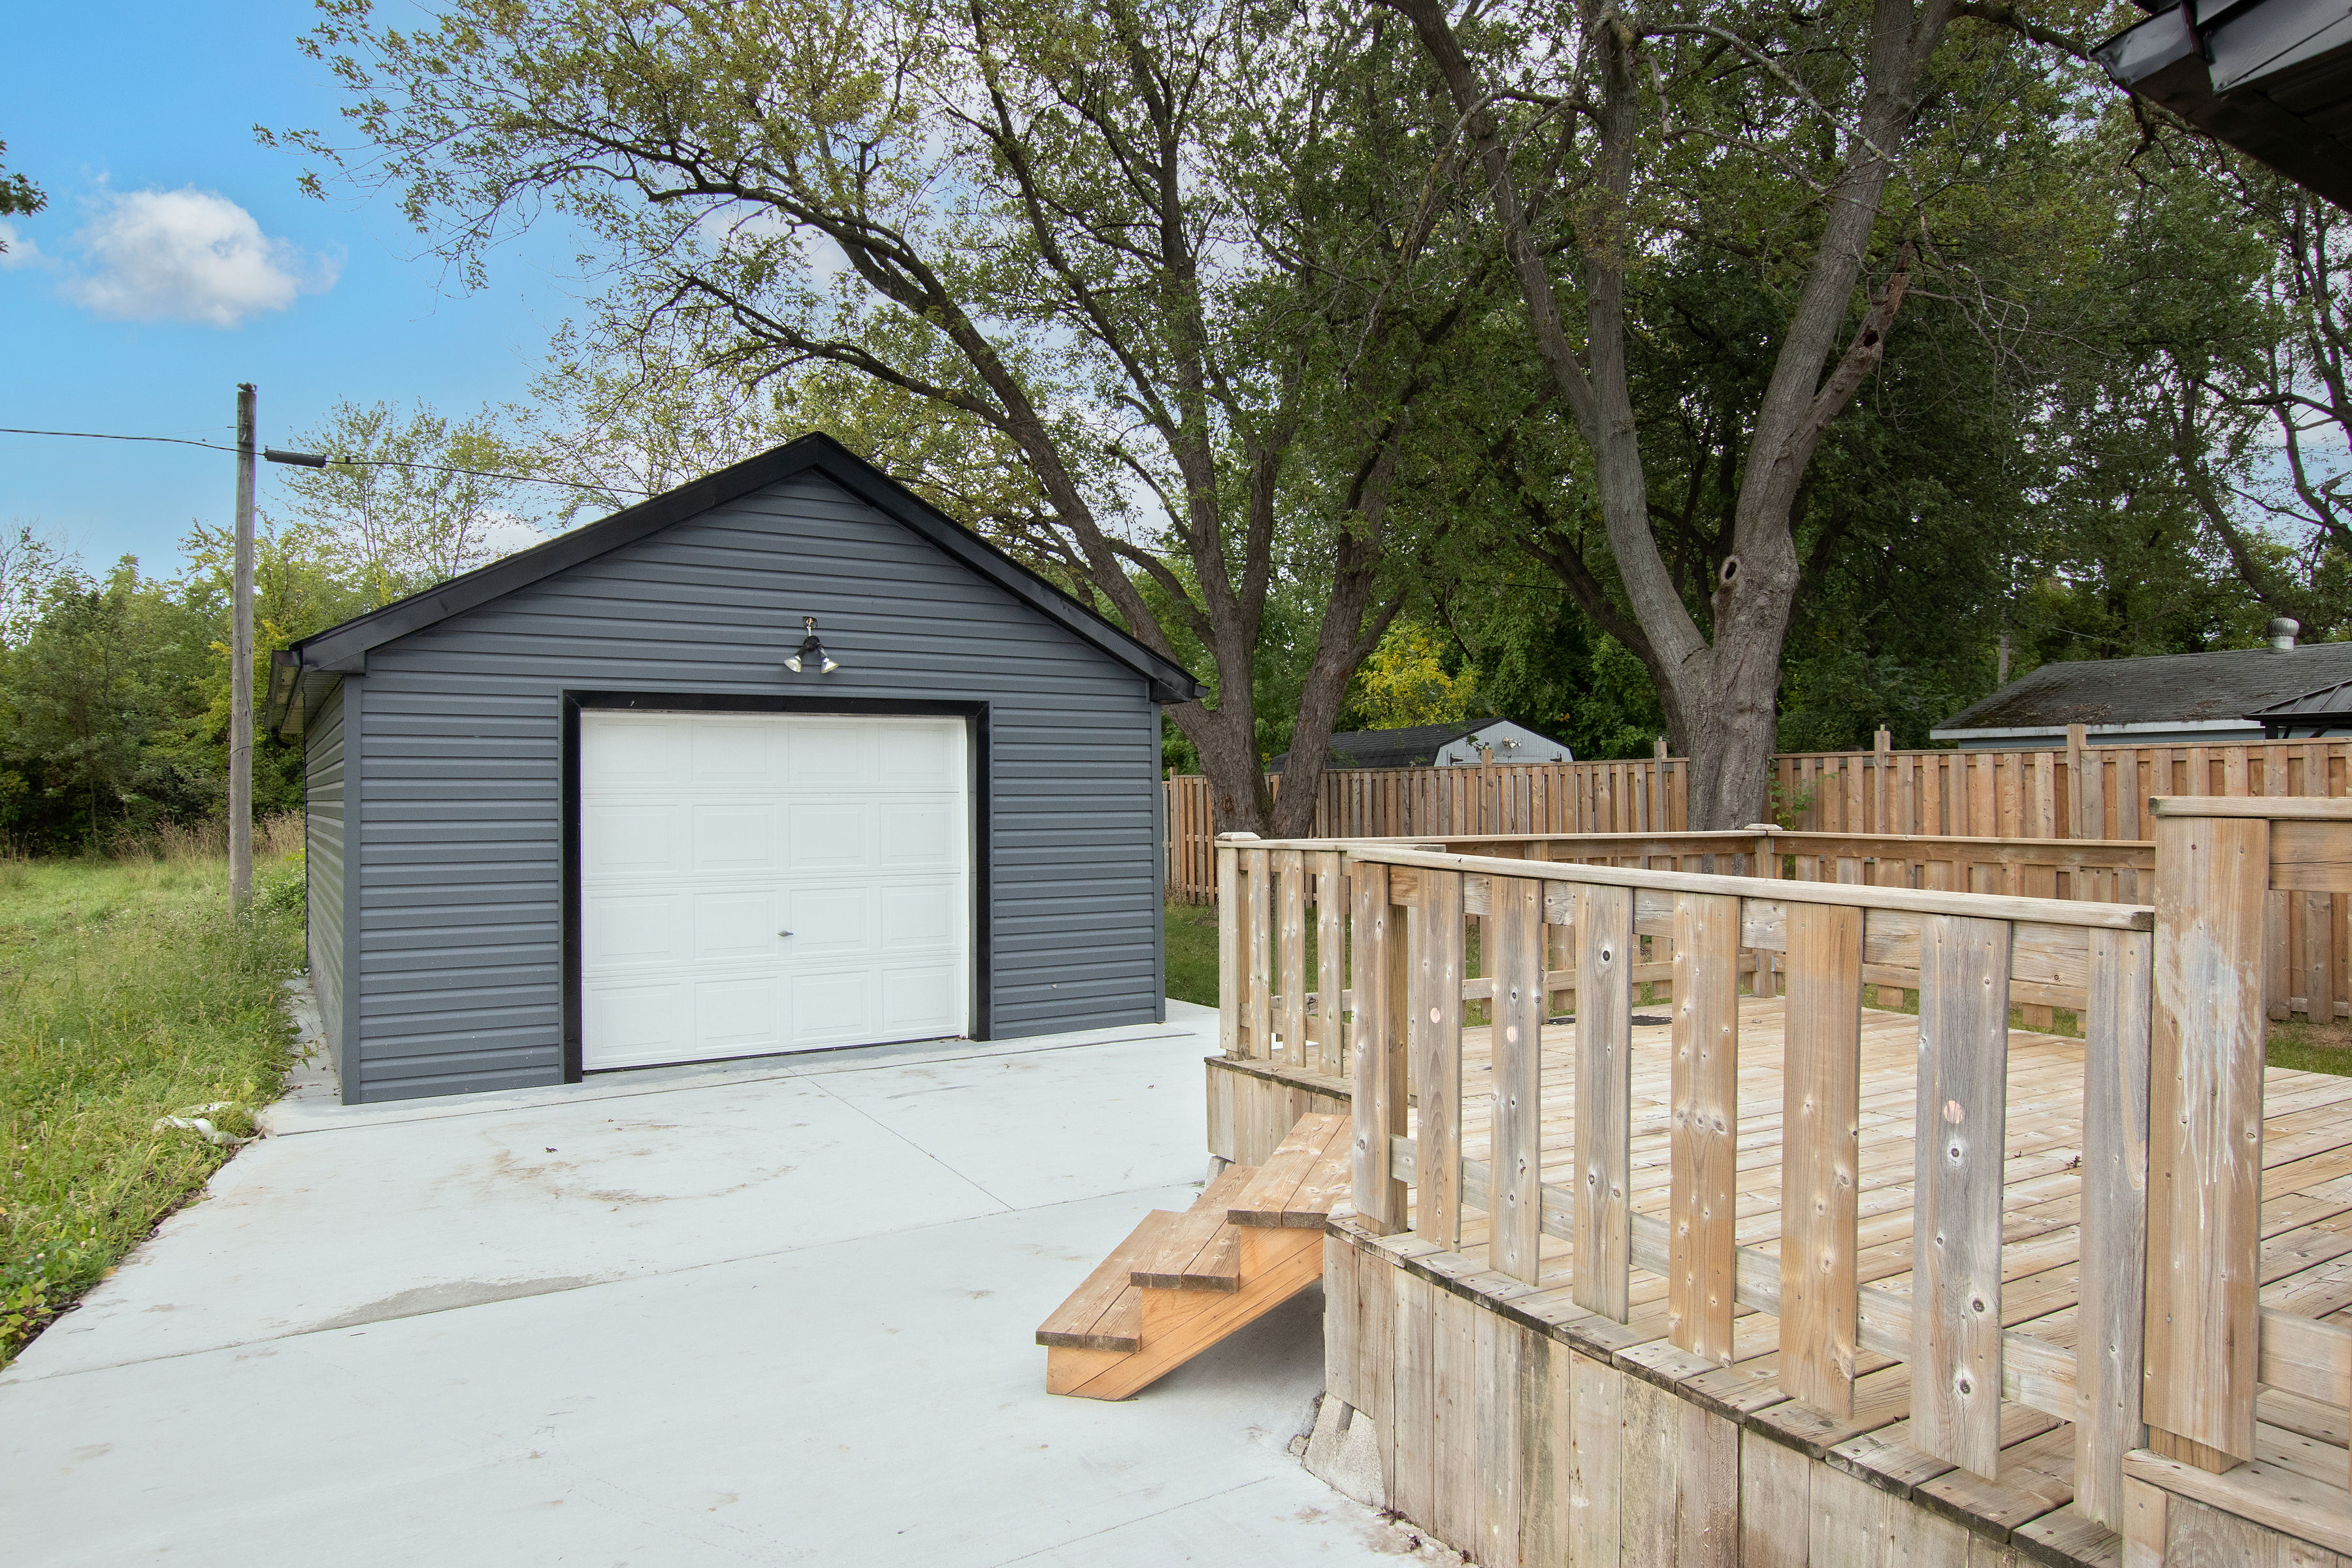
[{"left": 4, "top": 1005, "right": 1444, "bottom": 1566}]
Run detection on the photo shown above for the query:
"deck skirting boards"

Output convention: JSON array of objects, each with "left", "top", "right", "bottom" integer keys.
[
  {"left": 1205, "top": 1054, "right": 1346, "bottom": 1168},
  {"left": 1321, "top": 1217, "right": 2352, "bottom": 1568}
]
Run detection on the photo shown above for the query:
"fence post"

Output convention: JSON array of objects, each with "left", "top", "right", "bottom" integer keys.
[
  {"left": 2142, "top": 798, "right": 2270, "bottom": 1470},
  {"left": 1573, "top": 884, "right": 1634, "bottom": 1320},
  {"left": 1414, "top": 869, "right": 1467, "bottom": 1250},
  {"left": 1491, "top": 875, "right": 1544, "bottom": 1284}
]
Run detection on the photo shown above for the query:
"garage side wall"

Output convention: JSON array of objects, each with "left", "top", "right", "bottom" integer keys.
[
  {"left": 345, "top": 473, "right": 1163, "bottom": 1100},
  {"left": 303, "top": 678, "right": 349, "bottom": 1075}
]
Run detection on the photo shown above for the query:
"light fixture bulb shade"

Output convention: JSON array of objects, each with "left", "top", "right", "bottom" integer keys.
[
  {"left": 820, "top": 654, "right": 840, "bottom": 674},
  {"left": 784, "top": 655, "right": 802, "bottom": 673}
]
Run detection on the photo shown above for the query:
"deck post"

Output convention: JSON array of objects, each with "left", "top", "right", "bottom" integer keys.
[
  {"left": 2143, "top": 801, "right": 2271, "bottom": 1470},
  {"left": 1350, "top": 860, "right": 1408, "bottom": 1235}
]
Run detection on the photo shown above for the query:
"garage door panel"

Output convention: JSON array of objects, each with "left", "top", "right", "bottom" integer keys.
[
  {"left": 783, "top": 885, "right": 875, "bottom": 956},
  {"left": 583, "top": 715, "right": 688, "bottom": 786},
  {"left": 693, "top": 888, "right": 785, "bottom": 964},
  {"left": 785, "top": 801, "right": 870, "bottom": 871},
  {"left": 877, "top": 800, "right": 956, "bottom": 867},
  {"left": 877, "top": 723, "right": 956, "bottom": 785},
  {"left": 785, "top": 720, "right": 872, "bottom": 787},
  {"left": 586, "top": 890, "right": 691, "bottom": 968},
  {"left": 879, "top": 881, "right": 960, "bottom": 946},
  {"left": 691, "top": 717, "right": 785, "bottom": 785},
  {"left": 790, "top": 968, "right": 879, "bottom": 1043},
  {"left": 692, "top": 802, "right": 777, "bottom": 869},
  {"left": 694, "top": 976, "right": 787, "bottom": 1054},
  {"left": 585, "top": 804, "right": 685, "bottom": 875},
  {"left": 585, "top": 980, "right": 689, "bottom": 1066},
  {"left": 882, "top": 964, "right": 960, "bottom": 1032}
]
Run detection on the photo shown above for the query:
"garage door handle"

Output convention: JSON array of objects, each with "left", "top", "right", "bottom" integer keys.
[{"left": 777, "top": 930, "right": 794, "bottom": 938}]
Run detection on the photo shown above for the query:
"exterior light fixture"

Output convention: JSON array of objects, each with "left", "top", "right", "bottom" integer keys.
[{"left": 785, "top": 615, "right": 840, "bottom": 674}]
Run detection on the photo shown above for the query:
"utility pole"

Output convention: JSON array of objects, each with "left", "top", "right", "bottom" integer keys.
[{"left": 231, "top": 383, "right": 255, "bottom": 907}]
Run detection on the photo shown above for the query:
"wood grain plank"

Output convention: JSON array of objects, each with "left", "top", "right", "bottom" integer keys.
[
  {"left": 1912, "top": 911, "right": 2014, "bottom": 1479},
  {"left": 2078, "top": 926, "right": 2154, "bottom": 1529},
  {"left": 1570, "top": 1350, "right": 1623, "bottom": 1568},
  {"left": 1315, "top": 850, "right": 1346, "bottom": 1072},
  {"left": 2146, "top": 813, "right": 2272, "bottom": 1465},
  {"left": 1217, "top": 845, "right": 1241, "bottom": 1057},
  {"left": 1392, "top": 1266, "right": 1437, "bottom": 1527},
  {"left": 1416, "top": 870, "right": 1467, "bottom": 1250},
  {"left": 1782, "top": 902, "right": 1865, "bottom": 1415},
  {"left": 1246, "top": 846, "right": 1273, "bottom": 1059},
  {"left": 1576, "top": 883, "right": 1636, "bottom": 1321},
  {"left": 1670, "top": 891, "right": 1742, "bottom": 1365},
  {"left": 1492, "top": 875, "right": 1545, "bottom": 1284},
  {"left": 1350, "top": 862, "right": 1407, "bottom": 1235},
  {"left": 1278, "top": 849, "right": 1308, "bottom": 1065}
]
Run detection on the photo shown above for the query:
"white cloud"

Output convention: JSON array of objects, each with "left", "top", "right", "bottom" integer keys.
[
  {"left": 0, "top": 221, "right": 43, "bottom": 270},
  {"left": 61, "top": 188, "right": 336, "bottom": 327}
]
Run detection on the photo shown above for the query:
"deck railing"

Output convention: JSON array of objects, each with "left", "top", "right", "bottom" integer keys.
[{"left": 1211, "top": 799, "right": 2352, "bottom": 1532}]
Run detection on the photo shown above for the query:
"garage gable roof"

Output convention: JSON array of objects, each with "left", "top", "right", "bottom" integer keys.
[{"left": 270, "top": 433, "right": 1203, "bottom": 726}]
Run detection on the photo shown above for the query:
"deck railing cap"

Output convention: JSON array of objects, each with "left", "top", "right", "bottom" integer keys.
[
  {"left": 1345, "top": 843, "right": 2155, "bottom": 930},
  {"left": 2148, "top": 796, "right": 2352, "bottom": 820}
]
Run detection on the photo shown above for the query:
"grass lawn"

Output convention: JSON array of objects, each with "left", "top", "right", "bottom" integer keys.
[
  {"left": 1166, "top": 899, "right": 1220, "bottom": 1007},
  {"left": 1, "top": 836, "right": 305, "bottom": 1367}
]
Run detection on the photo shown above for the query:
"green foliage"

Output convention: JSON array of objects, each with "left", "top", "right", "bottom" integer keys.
[
  {"left": 1352, "top": 621, "right": 1478, "bottom": 731},
  {"left": 0, "top": 845, "right": 304, "bottom": 1366}
]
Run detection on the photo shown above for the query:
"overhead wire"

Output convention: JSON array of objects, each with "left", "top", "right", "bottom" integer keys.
[{"left": 0, "top": 425, "right": 649, "bottom": 497}]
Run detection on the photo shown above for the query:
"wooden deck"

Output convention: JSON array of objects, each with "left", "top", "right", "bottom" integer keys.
[{"left": 1374, "top": 995, "right": 2352, "bottom": 1505}]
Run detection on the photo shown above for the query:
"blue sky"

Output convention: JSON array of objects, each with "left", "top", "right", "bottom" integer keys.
[{"left": 1, "top": 1, "right": 593, "bottom": 575}]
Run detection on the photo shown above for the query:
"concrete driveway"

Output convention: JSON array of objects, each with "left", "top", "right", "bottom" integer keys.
[{"left": 3, "top": 1002, "right": 1440, "bottom": 1566}]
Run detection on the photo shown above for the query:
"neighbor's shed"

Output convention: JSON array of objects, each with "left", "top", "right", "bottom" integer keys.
[{"left": 268, "top": 434, "right": 1200, "bottom": 1104}]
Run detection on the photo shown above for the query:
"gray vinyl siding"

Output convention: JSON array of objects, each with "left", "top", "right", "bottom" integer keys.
[
  {"left": 340, "top": 472, "right": 1162, "bottom": 1102},
  {"left": 302, "top": 679, "right": 349, "bottom": 1079}
]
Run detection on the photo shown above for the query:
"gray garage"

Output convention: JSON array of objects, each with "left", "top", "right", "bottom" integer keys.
[{"left": 267, "top": 433, "right": 1199, "bottom": 1104}]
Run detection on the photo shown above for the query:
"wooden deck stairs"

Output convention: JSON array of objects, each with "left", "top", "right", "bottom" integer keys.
[{"left": 1036, "top": 1111, "right": 1349, "bottom": 1399}]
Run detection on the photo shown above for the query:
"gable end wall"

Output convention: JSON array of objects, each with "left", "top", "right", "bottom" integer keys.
[{"left": 342, "top": 473, "right": 1163, "bottom": 1101}]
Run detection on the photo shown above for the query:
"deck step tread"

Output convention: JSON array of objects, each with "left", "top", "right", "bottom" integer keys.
[
  {"left": 1134, "top": 1168, "right": 1254, "bottom": 1291},
  {"left": 1036, "top": 1209, "right": 1179, "bottom": 1352},
  {"left": 1230, "top": 1111, "right": 1352, "bottom": 1228}
]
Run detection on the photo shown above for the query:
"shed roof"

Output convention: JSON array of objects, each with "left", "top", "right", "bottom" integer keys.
[
  {"left": 268, "top": 433, "right": 1202, "bottom": 734},
  {"left": 1267, "top": 718, "right": 1566, "bottom": 772},
  {"left": 1936, "top": 641, "right": 2352, "bottom": 736},
  {"left": 2249, "top": 675, "right": 2352, "bottom": 734}
]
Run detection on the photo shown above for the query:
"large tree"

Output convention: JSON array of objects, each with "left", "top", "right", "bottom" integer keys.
[
  {"left": 284, "top": 0, "right": 1509, "bottom": 834},
  {"left": 1382, "top": 0, "right": 2030, "bottom": 826}
]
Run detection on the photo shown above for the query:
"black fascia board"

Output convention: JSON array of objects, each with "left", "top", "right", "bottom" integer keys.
[{"left": 281, "top": 431, "right": 1205, "bottom": 706}]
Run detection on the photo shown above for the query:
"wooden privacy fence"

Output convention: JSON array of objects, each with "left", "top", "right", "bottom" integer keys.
[
  {"left": 1171, "top": 736, "right": 2351, "bottom": 1022},
  {"left": 1212, "top": 798, "right": 2352, "bottom": 1533}
]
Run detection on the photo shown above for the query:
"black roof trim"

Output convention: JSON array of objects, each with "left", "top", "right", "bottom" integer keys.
[{"left": 268, "top": 433, "right": 1202, "bottom": 732}]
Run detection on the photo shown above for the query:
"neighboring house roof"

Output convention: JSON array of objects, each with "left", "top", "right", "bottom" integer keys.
[
  {"left": 2095, "top": 0, "right": 2352, "bottom": 211},
  {"left": 267, "top": 432, "right": 1203, "bottom": 733},
  {"left": 2249, "top": 676, "right": 2352, "bottom": 736},
  {"left": 1267, "top": 719, "right": 1571, "bottom": 772},
  {"left": 1933, "top": 641, "right": 2352, "bottom": 740}
]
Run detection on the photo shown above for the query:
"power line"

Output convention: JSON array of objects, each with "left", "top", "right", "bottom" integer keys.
[{"left": 0, "top": 425, "right": 649, "bottom": 497}]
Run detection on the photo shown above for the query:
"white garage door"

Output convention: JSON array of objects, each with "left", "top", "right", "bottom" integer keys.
[{"left": 579, "top": 710, "right": 970, "bottom": 1071}]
